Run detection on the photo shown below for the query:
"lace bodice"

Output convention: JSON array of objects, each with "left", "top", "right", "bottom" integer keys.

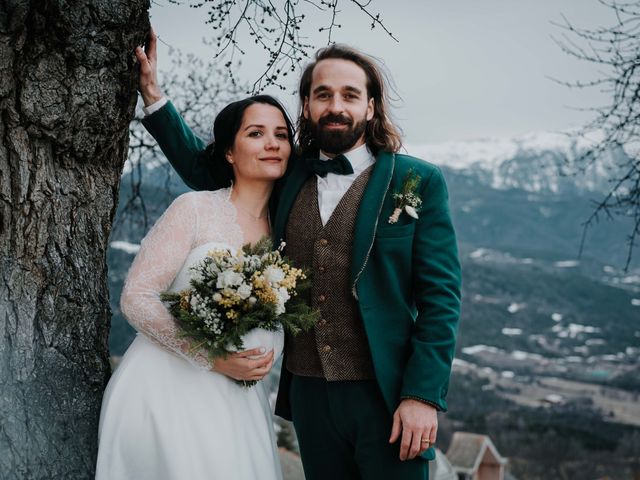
[{"left": 120, "top": 188, "right": 244, "bottom": 369}]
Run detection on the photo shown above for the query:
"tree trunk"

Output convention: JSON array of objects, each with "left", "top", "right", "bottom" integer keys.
[{"left": 0, "top": 2, "right": 149, "bottom": 478}]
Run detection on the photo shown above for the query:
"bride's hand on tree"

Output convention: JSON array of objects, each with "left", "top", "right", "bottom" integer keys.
[
  {"left": 134, "top": 27, "right": 163, "bottom": 106},
  {"left": 212, "top": 348, "right": 275, "bottom": 382}
]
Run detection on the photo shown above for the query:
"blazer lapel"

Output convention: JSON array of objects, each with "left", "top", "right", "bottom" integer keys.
[
  {"left": 350, "top": 151, "right": 395, "bottom": 297},
  {"left": 272, "top": 156, "right": 314, "bottom": 244}
]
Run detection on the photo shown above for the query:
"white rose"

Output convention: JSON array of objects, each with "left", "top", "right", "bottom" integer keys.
[
  {"left": 277, "top": 286, "right": 290, "bottom": 304},
  {"left": 237, "top": 283, "right": 253, "bottom": 300},
  {"left": 274, "top": 287, "right": 290, "bottom": 315},
  {"left": 212, "top": 293, "right": 222, "bottom": 302},
  {"left": 216, "top": 270, "right": 244, "bottom": 289},
  {"left": 264, "top": 266, "right": 285, "bottom": 284}
]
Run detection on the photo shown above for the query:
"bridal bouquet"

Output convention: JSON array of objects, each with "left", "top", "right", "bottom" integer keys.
[{"left": 161, "top": 237, "right": 317, "bottom": 379}]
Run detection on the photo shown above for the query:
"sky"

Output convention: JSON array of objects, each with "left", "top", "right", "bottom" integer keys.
[{"left": 148, "top": 0, "right": 613, "bottom": 145}]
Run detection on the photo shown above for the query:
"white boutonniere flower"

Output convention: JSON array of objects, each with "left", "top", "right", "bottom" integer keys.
[
  {"left": 404, "top": 205, "right": 419, "bottom": 219},
  {"left": 388, "top": 169, "right": 423, "bottom": 224}
]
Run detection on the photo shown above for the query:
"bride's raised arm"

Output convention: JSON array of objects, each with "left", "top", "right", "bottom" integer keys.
[{"left": 120, "top": 193, "right": 211, "bottom": 369}]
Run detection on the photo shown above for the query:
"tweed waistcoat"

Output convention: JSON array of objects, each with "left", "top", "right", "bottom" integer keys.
[{"left": 284, "top": 166, "right": 375, "bottom": 380}]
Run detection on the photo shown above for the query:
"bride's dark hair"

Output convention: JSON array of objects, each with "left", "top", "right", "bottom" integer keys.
[{"left": 202, "top": 95, "right": 295, "bottom": 186}]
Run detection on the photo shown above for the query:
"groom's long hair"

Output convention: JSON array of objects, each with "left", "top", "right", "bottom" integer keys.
[{"left": 296, "top": 44, "right": 403, "bottom": 156}]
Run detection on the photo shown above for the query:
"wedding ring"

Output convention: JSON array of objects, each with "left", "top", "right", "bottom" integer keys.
[{"left": 421, "top": 439, "right": 430, "bottom": 444}]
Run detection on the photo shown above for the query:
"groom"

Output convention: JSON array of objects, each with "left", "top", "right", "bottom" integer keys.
[{"left": 136, "top": 33, "right": 460, "bottom": 480}]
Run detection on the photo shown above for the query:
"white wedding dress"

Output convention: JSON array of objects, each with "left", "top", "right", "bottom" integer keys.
[{"left": 96, "top": 189, "right": 284, "bottom": 480}]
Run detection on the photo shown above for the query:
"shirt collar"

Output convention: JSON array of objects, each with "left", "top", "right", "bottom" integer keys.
[{"left": 319, "top": 143, "right": 375, "bottom": 173}]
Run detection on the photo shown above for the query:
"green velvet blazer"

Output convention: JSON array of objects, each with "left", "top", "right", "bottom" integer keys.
[{"left": 142, "top": 102, "right": 461, "bottom": 461}]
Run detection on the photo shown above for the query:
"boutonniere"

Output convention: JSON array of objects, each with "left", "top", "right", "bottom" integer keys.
[{"left": 388, "top": 169, "right": 423, "bottom": 224}]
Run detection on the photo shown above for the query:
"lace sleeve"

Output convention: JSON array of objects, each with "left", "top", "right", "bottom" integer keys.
[{"left": 120, "top": 193, "right": 210, "bottom": 370}]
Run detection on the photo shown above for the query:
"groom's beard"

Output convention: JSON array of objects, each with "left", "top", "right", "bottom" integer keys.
[{"left": 310, "top": 114, "right": 367, "bottom": 154}]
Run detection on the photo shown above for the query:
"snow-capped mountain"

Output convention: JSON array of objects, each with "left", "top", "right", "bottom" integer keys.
[{"left": 406, "top": 131, "right": 626, "bottom": 195}]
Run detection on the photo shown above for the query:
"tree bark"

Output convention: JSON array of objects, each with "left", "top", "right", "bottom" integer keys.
[{"left": 0, "top": 2, "right": 149, "bottom": 478}]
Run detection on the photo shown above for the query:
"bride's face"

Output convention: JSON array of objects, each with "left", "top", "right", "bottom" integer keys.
[{"left": 226, "top": 103, "right": 291, "bottom": 183}]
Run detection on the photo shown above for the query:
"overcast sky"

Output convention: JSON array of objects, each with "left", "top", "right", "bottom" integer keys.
[{"left": 148, "top": 0, "right": 612, "bottom": 144}]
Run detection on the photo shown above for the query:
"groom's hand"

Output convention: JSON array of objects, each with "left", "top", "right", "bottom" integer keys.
[
  {"left": 389, "top": 399, "right": 438, "bottom": 461},
  {"left": 134, "top": 27, "right": 163, "bottom": 106},
  {"left": 212, "top": 348, "right": 275, "bottom": 382}
]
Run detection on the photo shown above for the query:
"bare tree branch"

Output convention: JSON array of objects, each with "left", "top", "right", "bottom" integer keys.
[
  {"left": 172, "top": 0, "right": 397, "bottom": 92},
  {"left": 556, "top": 0, "right": 640, "bottom": 269}
]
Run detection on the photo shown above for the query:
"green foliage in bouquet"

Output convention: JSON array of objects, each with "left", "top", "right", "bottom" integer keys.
[{"left": 161, "top": 237, "right": 318, "bottom": 363}]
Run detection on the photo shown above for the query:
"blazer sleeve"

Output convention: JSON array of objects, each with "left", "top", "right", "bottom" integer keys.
[
  {"left": 141, "top": 100, "right": 225, "bottom": 191},
  {"left": 400, "top": 166, "right": 461, "bottom": 411}
]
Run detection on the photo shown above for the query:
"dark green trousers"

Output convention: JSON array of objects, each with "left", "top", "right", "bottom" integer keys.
[{"left": 289, "top": 375, "right": 428, "bottom": 480}]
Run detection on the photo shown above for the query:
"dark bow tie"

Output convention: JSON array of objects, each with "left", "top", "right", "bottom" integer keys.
[{"left": 310, "top": 154, "right": 354, "bottom": 178}]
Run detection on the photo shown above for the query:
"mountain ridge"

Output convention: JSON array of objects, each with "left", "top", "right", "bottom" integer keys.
[{"left": 406, "top": 130, "right": 627, "bottom": 195}]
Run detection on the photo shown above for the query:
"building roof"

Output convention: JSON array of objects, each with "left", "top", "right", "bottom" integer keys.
[
  {"left": 429, "top": 448, "right": 458, "bottom": 480},
  {"left": 445, "top": 432, "right": 508, "bottom": 475}
]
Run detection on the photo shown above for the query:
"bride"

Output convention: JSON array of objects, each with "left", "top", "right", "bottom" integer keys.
[{"left": 95, "top": 95, "right": 295, "bottom": 480}]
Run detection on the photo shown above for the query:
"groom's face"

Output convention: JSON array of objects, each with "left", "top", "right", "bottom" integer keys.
[{"left": 303, "top": 59, "right": 374, "bottom": 155}]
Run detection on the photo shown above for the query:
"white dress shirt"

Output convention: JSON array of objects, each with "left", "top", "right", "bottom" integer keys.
[
  {"left": 142, "top": 96, "right": 168, "bottom": 116},
  {"left": 316, "top": 144, "right": 375, "bottom": 225},
  {"left": 144, "top": 97, "right": 376, "bottom": 225}
]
